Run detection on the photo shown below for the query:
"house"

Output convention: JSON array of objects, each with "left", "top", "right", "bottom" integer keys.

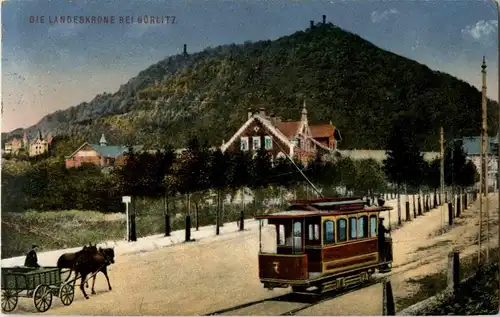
[
  {"left": 461, "top": 136, "right": 497, "bottom": 190},
  {"left": 29, "top": 130, "right": 53, "bottom": 157},
  {"left": 64, "top": 134, "right": 144, "bottom": 169},
  {"left": 4, "top": 132, "right": 30, "bottom": 155},
  {"left": 220, "top": 103, "right": 342, "bottom": 164}
]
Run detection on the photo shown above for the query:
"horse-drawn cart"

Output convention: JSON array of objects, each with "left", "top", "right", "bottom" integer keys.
[{"left": 1, "top": 266, "right": 75, "bottom": 313}]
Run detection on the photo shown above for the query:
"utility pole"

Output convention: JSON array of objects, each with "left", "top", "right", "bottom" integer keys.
[
  {"left": 483, "top": 56, "right": 490, "bottom": 262},
  {"left": 479, "top": 56, "right": 487, "bottom": 264},
  {"left": 440, "top": 127, "right": 445, "bottom": 234},
  {"left": 494, "top": 0, "right": 500, "bottom": 310}
]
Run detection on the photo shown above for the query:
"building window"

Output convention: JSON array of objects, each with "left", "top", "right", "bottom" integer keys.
[
  {"left": 292, "top": 138, "right": 299, "bottom": 147},
  {"left": 314, "top": 224, "right": 320, "bottom": 240},
  {"left": 323, "top": 220, "right": 334, "bottom": 244},
  {"left": 337, "top": 219, "right": 347, "bottom": 242},
  {"left": 252, "top": 136, "right": 261, "bottom": 150},
  {"left": 240, "top": 137, "right": 249, "bottom": 151},
  {"left": 349, "top": 217, "right": 357, "bottom": 240},
  {"left": 264, "top": 136, "right": 272, "bottom": 150}
]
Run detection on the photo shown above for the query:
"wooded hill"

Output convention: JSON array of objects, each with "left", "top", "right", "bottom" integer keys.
[{"left": 4, "top": 22, "right": 499, "bottom": 150}]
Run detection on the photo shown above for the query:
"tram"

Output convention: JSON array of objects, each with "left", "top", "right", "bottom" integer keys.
[{"left": 255, "top": 197, "right": 393, "bottom": 294}]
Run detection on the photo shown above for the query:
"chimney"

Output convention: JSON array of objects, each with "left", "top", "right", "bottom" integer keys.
[
  {"left": 259, "top": 107, "right": 266, "bottom": 118},
  {"left": 183, "top": 44, "right": 187, "bottom": 56},
  {"left": 310, "top": 20, "right": 314, "bottom": 29},
  {"left": 322, "top": 15, "right": 326, "bottom": 24},
  {"left": 248, "top": 108, "right": 253, "bottom": 119}
]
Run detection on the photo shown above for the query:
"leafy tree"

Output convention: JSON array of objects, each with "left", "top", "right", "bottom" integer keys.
[
  {"left": 176, "top": 136, "right": 211, "bottom": 229},
  {"left": 210, "top": 148, "right": 231, "bottom": 234},
  {"left": 354, "top": 159, "right": 386, "bottom": 201},
  {"left": 458, "top": 160, "right": 479, "bottom": 189},
  {"left": 384, "top": 115, "right": 424, "bottom": 225},
  {"left": 425, "top": 158, "right": 442, "bottom": 208},
  {"left": 337, "top": 157, "right": 357, "bottom": 196},
  {"left": 444, "top": 140, "right": 468, "bottom": 196},
  {"left": 114, "top": 146, "right": 140, "bottom": 196},
  {"left": 249, "top": 147, "right": 274, "bottom": 210}
]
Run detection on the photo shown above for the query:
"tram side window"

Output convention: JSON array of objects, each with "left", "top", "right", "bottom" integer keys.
[
  {"left": 314, "top": 224, "right": 320, "bottom": 240},
  {"left": 358, "top": 216, "right": 368, "bottom": 239},
  {"left": 369, "top": 215, "right": 377, "bottom": 237},
  {"left": 308, "top": 224, "right": 313, "bottom": 240},
  {"left": 278, "top": 224, "right": 286, "bottom": 245},
  {"left": 323, "top": 220, "right": 335, "bottom": 244},
  {"left": 337, "top": 219, "right": 347, "bottom": 242},
  {"left": 349, "top": 217, "right": 357, "bottom": 240}
]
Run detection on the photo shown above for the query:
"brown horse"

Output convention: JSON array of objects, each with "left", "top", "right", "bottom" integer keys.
[
  {"left": 73, "top": 246, "right": 115, "bottom": 299},
  {"left": 57, "top": 243, "right": 98, "bottom": 287},
  {"left": 89, "top": 247, "right": 115, "bottom": 295}
]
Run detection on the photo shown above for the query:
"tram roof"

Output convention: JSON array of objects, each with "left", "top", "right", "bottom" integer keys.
[{"left": 254, "top": 197, "right": 392, "bottom": 219}]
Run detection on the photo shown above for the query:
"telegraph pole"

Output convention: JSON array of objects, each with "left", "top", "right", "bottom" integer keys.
[
  {"left": 483, "top": 56, "right": 490, "bottom": 262},
  {"left": 479, "top": 56, "right": 487, "bottom": 264},
  {"left": 440, "top": 127, "right": 445, "bottom": 233},
  {"left": 495, "top": 1, "right": 500, "bottom": 310}
]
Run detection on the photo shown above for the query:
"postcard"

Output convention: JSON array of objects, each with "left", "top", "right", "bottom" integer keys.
[{"left": 1, "top": 0, "right": 499, "bottom": 315}]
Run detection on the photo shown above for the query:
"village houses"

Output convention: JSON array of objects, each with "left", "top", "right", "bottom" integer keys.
[
  {"left": 220, "top": 103, "right": 342, "bottom": 164},
  {"left": 4, "top": 130, "right": 53, "bottom": 157}
]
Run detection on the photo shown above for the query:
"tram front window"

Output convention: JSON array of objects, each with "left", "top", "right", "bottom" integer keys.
[{"left": 260, "top": 222, "right": 278, "bottom": 254}]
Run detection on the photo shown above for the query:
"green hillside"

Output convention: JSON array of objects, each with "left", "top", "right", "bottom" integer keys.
[{"left": 4, "top": 22, "right": 499, "bottom": 151}]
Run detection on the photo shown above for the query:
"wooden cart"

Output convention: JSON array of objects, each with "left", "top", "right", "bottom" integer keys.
[{"left": 1, "top": 266, "right": 75, "bottom": 313}]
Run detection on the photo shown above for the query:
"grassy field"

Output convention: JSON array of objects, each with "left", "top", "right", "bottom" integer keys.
[{"left": 1, "top": 197, "right": 266, "bottom": 259}]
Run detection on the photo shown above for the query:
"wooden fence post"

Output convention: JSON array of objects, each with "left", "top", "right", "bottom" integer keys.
[
  {"left": 447, "top": 249, "right": 460, "bottom": 291},
  {"left": 130, "top": 197, "right": 137, "bottom": 242},
  {"left": 456, "top": 196, "right": 461, "bottom": 217},
  {"left": 405, "top": 201, "right": 411, "bottom": 221},
  {"left": 448, "top": 203, "right": 453, "bottom": 226},
  {"left": 382, "top": 279, "right": 395, "bottom": 316},
  {"left": 185, "top": 215, "right": 191, "bottom": 242}
]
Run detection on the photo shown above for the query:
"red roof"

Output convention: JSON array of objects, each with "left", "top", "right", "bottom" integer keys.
[
  {"left": 275, "top": 121, "right": 301, "bottom": 140},
  {"left": 275, "top": 121, "right": 335, "bottom": 140},
  {"left": 310, "top": 124, "right": 335, "bottom": 138}
]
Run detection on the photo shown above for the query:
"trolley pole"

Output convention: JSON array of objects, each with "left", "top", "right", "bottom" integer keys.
[{"left": 440, "top": 127, "right": 445, "bottom": 234}]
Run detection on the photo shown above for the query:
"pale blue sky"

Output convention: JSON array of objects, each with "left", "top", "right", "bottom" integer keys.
[{"left": 2, "top": 0, "right": 500, "bottom": 132}]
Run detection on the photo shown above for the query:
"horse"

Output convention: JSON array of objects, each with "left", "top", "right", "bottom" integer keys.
[
  {"left": 89, "top": 247, "right": 115, "bottom": 295},
  {"left": 73, "top": 246, "right": 115, "bottom": 299},
  {"left": 57, "top": 243, "right": 98, "bottom": 287}
]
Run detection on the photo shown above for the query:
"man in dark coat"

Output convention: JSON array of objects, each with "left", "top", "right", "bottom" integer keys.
[
  {"left": 24, "top": 245, "right": 40, "bottom": 268},
  {"left": 378, "top": 218, "right": 390, "bottom": 263}
]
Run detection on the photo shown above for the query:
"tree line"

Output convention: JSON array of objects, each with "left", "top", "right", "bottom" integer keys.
[{"left": 3, "top": 117, "right": 478, "bottom": 237}]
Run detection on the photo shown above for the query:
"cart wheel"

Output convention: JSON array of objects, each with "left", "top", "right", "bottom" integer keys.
[
  {"left": 1, "top": 289, "right": 18, "bottom": 313},
  {"left": 33, "top": 284, "right": 53, "bottom": 313},
  {"left": 59, "top": 282, "right": 75, "bottom": 306}
]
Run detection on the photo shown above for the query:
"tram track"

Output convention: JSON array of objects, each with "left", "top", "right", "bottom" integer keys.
[{"left": 204, "top": 278, "right": 383, "bottom": 316}]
